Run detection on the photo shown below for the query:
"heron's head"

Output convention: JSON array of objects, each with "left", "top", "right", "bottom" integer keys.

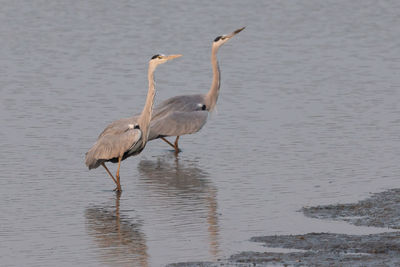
[
  {"left": 149, "top": 54, "right": 182, "bottom": 67},
  {"left": 213, "top": 27, "right": 245, "bottom": 48}
]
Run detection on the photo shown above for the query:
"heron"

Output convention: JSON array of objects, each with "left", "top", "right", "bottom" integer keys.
[
  {"left": 147, "top": 27, "right": 245, "bottom": 153},
  {"left": 85, "top": 54, "right": 182, "bottom": 192}
]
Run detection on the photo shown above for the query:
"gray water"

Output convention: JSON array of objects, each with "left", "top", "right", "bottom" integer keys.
[{"left": 1, "top": 0, "right": 399, "bottom": 266}]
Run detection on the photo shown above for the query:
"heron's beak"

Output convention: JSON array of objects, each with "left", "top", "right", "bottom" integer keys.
[
  {"left": 166, "top": 54, "right": 183, "bottom": 60},
  {"left": 225, "top": 26, "right": 245, "bottom": 39}
]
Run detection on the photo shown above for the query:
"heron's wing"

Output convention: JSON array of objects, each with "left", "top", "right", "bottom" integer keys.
[
  {"left": 85, "top": 122, "right": 142, "bottom": 169},
  {"left": 149, "top": 111, "right": 208, "bottom": 140},
  {"left": 151, "top": 94, "right": 205, "bottom": 121},
  {"left": 98, "top": 116, "right": 140, "bottom": 138},
  {"left": 92, "top": 128, "right": 142, "bottom": 159}
]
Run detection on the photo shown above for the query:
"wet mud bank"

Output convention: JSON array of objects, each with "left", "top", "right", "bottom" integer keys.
[
  {"left": 302, "top": 188, "right": 400, "bottom": 229},
  {"left": 169, "top": 189, "right": 400, "bottom": 266},
  {"left": 232, "top": 232, "right": 400, "bottom": 266}
]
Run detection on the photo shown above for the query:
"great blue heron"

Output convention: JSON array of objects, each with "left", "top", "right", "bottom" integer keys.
[
  {"left": 147, "top": 27, "right": 245, "bottom": 153},
  {"left": 85, "top": 54, "right": 182, "bottom": 192}
]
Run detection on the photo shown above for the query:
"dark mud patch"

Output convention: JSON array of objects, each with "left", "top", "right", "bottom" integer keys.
[
  {"left": 168, "top": 189, "right": 400, "bottom": 266},
  {"left": 301, "top": 188, "right": 400, "bottom": 229},
  {"left": 167, "top": 262, "right": 221, "bottom": 267},
  {"left": 231, "top": 232, "right": 400, "bottom": 266}
]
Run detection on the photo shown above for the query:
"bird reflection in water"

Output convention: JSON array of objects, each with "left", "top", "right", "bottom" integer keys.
[
  {"left": 138, "top": 154, "right": 220, "bottom": 259},
  {"left": 85, "top": 193, "right": 149, "bottom": 267}
]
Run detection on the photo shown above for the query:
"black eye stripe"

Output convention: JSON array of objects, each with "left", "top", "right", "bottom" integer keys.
[
  {"left": 214, "top": 36, "right": 222, "bottom": 42},
  {"left": 151, "top": 54, "right": 160, "bottom": 59}
]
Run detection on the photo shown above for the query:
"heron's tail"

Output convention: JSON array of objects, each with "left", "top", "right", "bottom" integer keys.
[{"left": 85, "top": 148, "right": 102, "bottom": 170}]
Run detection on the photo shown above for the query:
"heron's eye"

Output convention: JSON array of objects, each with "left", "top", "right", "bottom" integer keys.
[
  {"left": 134, "top": 124, "right": 140, "bottom": 129},
  {"left": 202, "top": 104, "right": 206, "bottom": 110}
]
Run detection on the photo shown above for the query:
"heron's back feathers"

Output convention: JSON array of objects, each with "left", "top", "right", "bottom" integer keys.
[
  {"left": 149, "top": 110, "right": 208, "bottom": 140},
  {"left": 85, "top": 118, "right": 142, "bottom": 169},
  {"left": 147, "top": 94, "right": 209, "bottom": 140},
  {"left": 151, "top": 94, "right": 206, "bottom": 119},
  {"left": 98, "top": 116, "right": 139, "bottom": 138}
]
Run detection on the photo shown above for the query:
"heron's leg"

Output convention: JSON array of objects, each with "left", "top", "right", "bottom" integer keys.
[
  {"left": 101, "top": 163, "right": 118, "bottom": 186},
  {"left": 161, "top": 137, "right": 176, "bottom": 149},
  {"left": 174, "top": 136, "right": 180, "bottom": 153},
  {"left": 113, "top": 156, "right": 122, "bottom": 192}
]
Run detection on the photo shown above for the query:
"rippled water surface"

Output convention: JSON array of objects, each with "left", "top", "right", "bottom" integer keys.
[{"left": 1, "top": 0, "right": 399, "bottom": 266}]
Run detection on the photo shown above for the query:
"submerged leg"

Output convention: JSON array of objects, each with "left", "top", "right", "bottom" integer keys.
[
  {"left": 161, "top": 137, "right": 176, "bottom": 149},
  {"left": 174, "top": 136, "right": 180, "bottom": 153},
  {"left": 114, "top": 156, "right": 122, "bottom": 192},
  {"left": 161, "top": 137, "right": 181, "bottom": 153},
  {"left": 101, "top": 163, "right": 118, "bottom": 186}
]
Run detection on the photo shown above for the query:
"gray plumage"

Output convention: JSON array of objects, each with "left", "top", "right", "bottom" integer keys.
[
  {"left": 85, "top": 54, "right": 182, "bottom": 192},
  {"left": 85, "top": 117, "right": 142, "bottom": 169},
  {"left": 147, "top": 27, "right": 245, "bottom": 152},
  {"left": 148, "top": 94, "right": 208, "bottom": 140}
]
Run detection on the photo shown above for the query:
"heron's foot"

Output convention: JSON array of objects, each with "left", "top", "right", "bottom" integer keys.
[
  {"left": 114, "top": 171, "right": 121, "bottom": 192},
  {"left": 174, "top": 136, "right": 181, "bottom": 154},
  {"left": 113, "top": 186, "right": 122, "bottom": 192}
]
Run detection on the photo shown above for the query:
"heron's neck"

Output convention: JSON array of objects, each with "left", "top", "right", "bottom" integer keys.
[
  {"left": 205, "top": 46, "right": 220, "bottom": 111},
  {"left": 138, "top": 64, "right": 156, "bottom": 143}
]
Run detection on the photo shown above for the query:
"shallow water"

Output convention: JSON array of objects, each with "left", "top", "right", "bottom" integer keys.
[{"left": 1, "top": 0, "right": 400, "bottom": 266}]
